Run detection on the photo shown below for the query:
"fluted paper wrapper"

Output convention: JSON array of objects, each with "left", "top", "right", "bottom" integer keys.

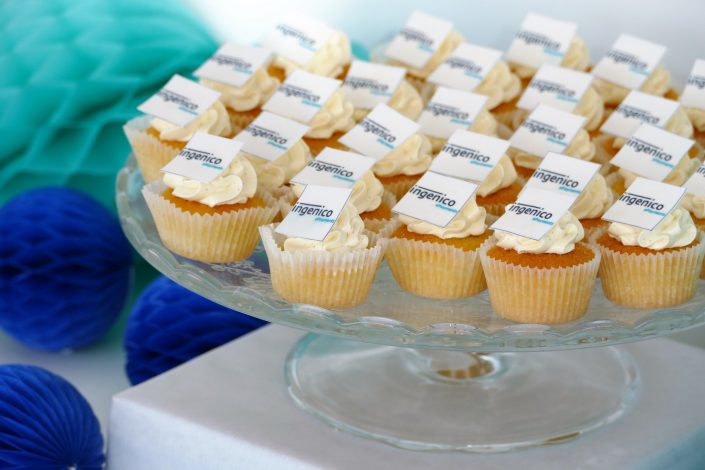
[
  {"left": 385, "top": 228, "right": 490, "bottom": 299},
  {"left": 259, "top": 224, "right": 385, "bottom": 309},
  {"left": 596, "top": 230, "right": 705, "bottom": 308},
  {"left": 143, "top": 182, "right": 278, "bottom": 263},
  {"left": 479, "top": 242, "right": 601, "bottom": 324},
  {"left": 124, "top": 116, "right": 182, "bottom": 183}
]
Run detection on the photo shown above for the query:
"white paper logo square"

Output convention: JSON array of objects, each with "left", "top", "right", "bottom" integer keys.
[
  {"left": 491, "top": 186, "right": 575, "bottom": 241},
  {"left": 263, "top": 70, "right": 341, "bottom": 124},
  {"left": 610, "top": 124, "right": 693, "bottom": 182},
  {"left": 137, "top": 75, "right": 220, "bottom": 127},
  {"left": 684, "top": 163, "right": 705, "bottom": 198},
  {"left": 505, "top": 13, "right": 576, "bottom": 70},
  {"left": 427, "top": 42, "right": 502, "bottom": 92},
  {"left": 681, "top": 59, "right": 705, "bottom": 112},
  {"left": 275, "top": 185, "right": 352, "bottom": 241},
  {"left": 429, "top": 130, "right": 510, "bottom": 183},
  {"left": 342, "top": 61, "right": 406, "bottom": 110},
  {"left": 193, "top": 43, "right": 272, "bottom": 88},
  {"left": 339, "top": 104, "right": 420, "bottom": 161},
  {"left": 592, "top": 34, "right": 666, "bottom": 90},
  {"left": 393, "top": 172, "right": 478, "bottom": 228},
  {"left": 417, "top": 87, "right": 488, "bottom": 139},
  {"left": 517, "top": 64, "right": 593, "bottom": 112},
  {"left": 290, "top": 148, "right": 376, "bottom": 189},
  {"left": 600, "top": 90, "right": 680, "bottom": 139},
  {"left": 524, "top": 152, "right": 599, "bottom": 202},
  {"left": 385, "top": 11, "right": 454, "bottom": 69},
  {"left": 233, "top": 112, "right": 309, "bottom": 162},
  {"left": 602, "top": 177, "right": 685, "bottom": 231},
  {"left": 261, "top": 14, "right": 333, "bottom": 67},
  {"left": 509, "top": 104, "right": 585, "bottom": 158},
  {"left": 160, "top": 132, "right": 243, "bottom": 182}
]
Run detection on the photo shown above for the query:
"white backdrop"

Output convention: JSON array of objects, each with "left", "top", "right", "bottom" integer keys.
[{"left": 186, "top": 0, "right": 705, "bottom": 85}]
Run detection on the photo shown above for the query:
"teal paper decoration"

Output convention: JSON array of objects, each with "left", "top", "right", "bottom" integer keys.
[{"left": 0, "top": 0, "right": 217, "bottom": 210}]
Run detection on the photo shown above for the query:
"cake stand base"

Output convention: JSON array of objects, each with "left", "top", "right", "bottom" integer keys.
[{"left": 286, "top": 334, "right": 640, "bottom": 453}]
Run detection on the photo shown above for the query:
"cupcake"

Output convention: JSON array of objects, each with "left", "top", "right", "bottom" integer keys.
[
  {"left": 681, "top": 185, "right": 705, "bottom": 278},
  {"left": 384, "top": 11, "right": 464, "bottom": 92},
  {"left": 680, "top": 60, "right": 705, "bottom": 149},
  {"left": 609, "top": 154, "right": 700, "bottom": 197},
  {"left": 339, "top": 103, "right": 434, "bottom": 199},
  {"left": 194, "top": 44, "right": 280, "bottom": 133},
  {"left": 260, "top": 197, "right": 385, "bottom": 309},
  {"left": 342, "top": 61, "right": 424, "bottom": 122},
  {"left": 591, "top": 34, "right": 671, "bottom": 108},
  {"left": 126, "top": 75, "right": 232, "bottom": 183},
  {"left": 570, "top": 173, "right": 614, "bottom": 239},
  {"left": 495, "top": 65, "right": 605, "bottom": 133},
  {"left": 232, "top": 111, "right": 312, "bottom": 193},
  {"left": 263, "top": 15, "right": 351, "bottom": 81},
  {"left": 595, "top": 208, "right": 704, "bottom": 308},
  {"left": 386, "top": 195, "right": 491, "bottom": 299},
  {"left": 481, "top": 210, "right": 600, "bottom": 324},
  {"left": 143, "top": 151, "right": 278, "bottom": 263},
  {"left": 418, "top": 87, "right": 498, "bottom": 153},
  {"left": 505, "top": 14, "right": 589, "bottom": 83},
  {"left": 474, "top": 155, "right": 521, "bottom": 217}
]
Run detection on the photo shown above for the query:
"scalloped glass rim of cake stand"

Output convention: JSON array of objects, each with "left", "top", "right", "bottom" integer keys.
[{"left": 117, "top": 154, "right": 705, "bottom": 353}]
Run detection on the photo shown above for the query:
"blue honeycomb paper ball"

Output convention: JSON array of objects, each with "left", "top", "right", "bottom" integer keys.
[
  {"left": 125, "top": 276, "right": 267, "bottom": 385},
  {"left": 0, "top": 187, "right": 132, "bottom": 351},
  {"left": 0, "top": 364, "right": 104, "bottom": 469}
]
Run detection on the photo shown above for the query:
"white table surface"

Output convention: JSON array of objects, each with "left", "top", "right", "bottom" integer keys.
[{"left": 106, "top": 324, "right": 705, "bottom": 470}]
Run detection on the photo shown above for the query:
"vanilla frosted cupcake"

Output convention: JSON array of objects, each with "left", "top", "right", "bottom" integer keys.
[
  {"left": 610, "top": 155, "right": 700, "bottom": 197},
  {"left": 593, "top": 65, "right": 672, "bottom": 108},
  {"left": 263, "top": 16, "right": 351, "bottom": 80},
  {"left": 510, "top": 36, "right": 589, "bottom": 81},
  {"left": 143, "top": 154, "right": 277, "bottom": 262},
  {"left": 126, "top": 76, "right": 233, "bottom": 183},
  {"left": 245, "top": 140, "right": 312, "bottom": 193},
  {"left": 425, "top": 108, "right": 498, "bottom": 154},
  {"left": 351, "top": 80, "right": 423, "bottom": 122},
  {"left": 370, "top": 133, "right": 433, "bottom": 199},
  {"left": 511, "top": 128, "right": 595, "bottom": 181},
  {"left": 386, "top": 194, "right": 491, "bottom": 299},
  {"left": 260, "top": 200, "right": 385, "bottom": 309},
  {"left": 595, "top": 208, "right": 704, "bottom": 307},
  {"left": 474, "top": 154, "right": 521, "bottom": 216},
  {"left": 481, "top": 211, "right": 600, "bottom": 324}
]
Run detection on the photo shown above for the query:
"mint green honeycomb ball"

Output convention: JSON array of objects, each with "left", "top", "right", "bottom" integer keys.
[{"left": 0, "top": 0, "right": 217, "bottom": 210}]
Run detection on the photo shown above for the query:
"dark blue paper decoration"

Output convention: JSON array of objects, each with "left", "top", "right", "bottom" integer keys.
[
  {"left": 0, "top": 187, "right": 132, "bottom": 351},
  {"left": 0, "top": 364, "right": 104, "bottom": 470},
  {"left": 125, "top": 276, "right": 267, "bottom": 385}
]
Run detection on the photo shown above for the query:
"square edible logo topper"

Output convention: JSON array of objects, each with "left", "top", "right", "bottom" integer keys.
[
  {"left": 137, "top": 75, "right": 220, "bottom": 128},
  {"left": 602, "top": 177, "right": 686, "bottom": 231},
  {"left": 193, "top": 43, "right": 272, "bottom": 88},
  {"left": 160, "top": 132, "right": 243, "bottom": 182},
  {"left": 275, "top": 185, "right": 352, "bottom": 241},
  {"left": 262, "top": 14, "right": 333, "bottom": 67},
  {"left": 505, "top": 13, "right": 577, "bottom": 70},
  {"left": 263, "top": 70, "right": 341, "bottom": 124},
  {"left": 385, "top": 11, "right": 454, "bottom": 69}
]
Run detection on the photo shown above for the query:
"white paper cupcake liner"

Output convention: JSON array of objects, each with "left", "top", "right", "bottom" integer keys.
[
  {"left": 124, "top": 116, "right": 182, "bottom": 183},
  {"left": 259, "top": 224, "right": 385, "bottom": 309},
  {"left": 596, "top": 231, "right": 705, "bottom": 308},
  {"left": 479, "top": 241, "right": 601, "bottom": 324},
  {"left": 143, "top": 182, "right": 278, "bottom": 263},
  {"left": 386, "top": 234, "right": 490, "bottom": 300}
]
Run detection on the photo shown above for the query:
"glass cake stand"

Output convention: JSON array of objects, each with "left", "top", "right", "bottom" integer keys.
[{"left": 117, "top": 155, "right": 705, "bottom": 453}]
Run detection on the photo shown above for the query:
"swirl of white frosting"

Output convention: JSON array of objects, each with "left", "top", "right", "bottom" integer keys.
[
  {"left": 511, "top": 36, "right": 590, "bottom": 79},
  {"left": 272, "top": 30, "right": 351, "bottom": 78},
  {"left": 246, "top": 140, "right": 311, "bottom": 191},
  {"left": 682, "top": 193, "right": 705, "bottom": 220},
  {"left": 608, "top": 207, "right": 696, "bottom": 250},
  {"left": 151, "top": 100, "right": 231, "bottom": 142},
  {"left": 292, "top": 169, "right": 383, "bottom": 214},
  {"left": 593, "top": 64, "right": 671, "bottom": 106},
  {"left": 686, "top": 107, "right": 705, "bottom": 132},
  {"left": 389, "top": 30, "right": 465, "bottom": 79},
  {"left": 372, "top": 134, "right": 433, "bottom": 177},
  {"left": 163, "top": 154, "right": 257, "bottom": 207},
  {"left": 283, "top": 203, "right": 368, "bottom": 252},
  {"left": 494, "top": 211, "right": 584, "bottom": 254},
  {"left": 513, "top": 129, "right": 595, "bottom": 170},
  {"left": 476, "top": 154, "right": 518, "bottom": 197},
  {"left": 574, "top": 87, "right": 605, "bottom": 132},
  {"left": 305, "top": 89, "right": 356, "bottom": 139},
  {"left": 399, "top": 197, "right": 486, "bottom": 239},
  {"left": 618, "top": 154, "right": 700, "bottom": 189},
  {"left": 199, "top": 69, "right": 279, "bottom": 112},
  {"left": 474, "top": 61, "right": 522, "bottom": 110},
  {"left": 571, "top": 174, "right": 613, "bottom": 219},
  {"left": 427, "top": 109, "right": 498, "bottom": 153},
  {"left": 353, "top": 80, "right": 424, "bottom": 122}
]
